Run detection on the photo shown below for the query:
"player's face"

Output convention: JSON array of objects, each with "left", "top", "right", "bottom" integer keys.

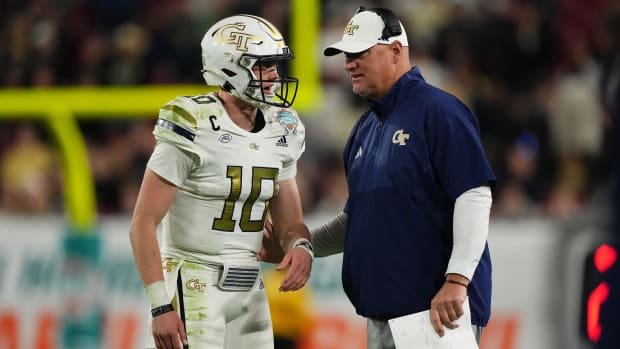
[
  {"left": 252, "top": 62, "right": 279, "bottom": 96},
  {"left": 344, "top": 44, "right": 394, "bottom": 100}
]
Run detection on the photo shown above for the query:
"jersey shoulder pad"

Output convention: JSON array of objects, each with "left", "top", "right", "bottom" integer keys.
[
  {"left": 154, "top": 96, "right": 202, "bottom": 143},
  {"left": 269, "top": 107, "right": 306, "bottom": 161}
]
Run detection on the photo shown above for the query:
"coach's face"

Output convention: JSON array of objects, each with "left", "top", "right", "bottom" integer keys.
[{"left": 344, "top": 43, "right": 396, "bottom": 101}]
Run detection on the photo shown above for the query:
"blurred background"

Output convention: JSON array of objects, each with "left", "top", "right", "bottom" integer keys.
[{"left": 0, "top": 0, "right": 619, "bottom": 348}]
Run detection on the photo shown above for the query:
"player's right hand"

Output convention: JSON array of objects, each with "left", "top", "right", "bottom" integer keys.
[{"left": 152, "top": 311, "right": 187, "bottom": 349}]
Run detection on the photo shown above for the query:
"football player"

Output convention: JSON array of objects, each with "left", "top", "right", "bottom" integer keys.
[{"left": 129, "top": 14, "right": 313, "bottom": 349}]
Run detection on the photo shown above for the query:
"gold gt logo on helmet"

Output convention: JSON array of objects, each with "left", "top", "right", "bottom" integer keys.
[{"left": 215, "top": 23, "right": 262, "bottom": 52}]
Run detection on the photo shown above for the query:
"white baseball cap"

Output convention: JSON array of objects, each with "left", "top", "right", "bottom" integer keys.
[{"left": 324, "top": 9, "right": 409, "bottom": 56}]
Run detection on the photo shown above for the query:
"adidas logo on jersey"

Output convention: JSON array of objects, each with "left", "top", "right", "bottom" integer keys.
[{"left": 276, "top": 136, "right": 288, "bottom": 147}]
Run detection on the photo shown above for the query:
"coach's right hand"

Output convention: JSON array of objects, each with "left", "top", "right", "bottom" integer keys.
[{"left": 276, "top": 240, "right": 313, "bottom": 291}]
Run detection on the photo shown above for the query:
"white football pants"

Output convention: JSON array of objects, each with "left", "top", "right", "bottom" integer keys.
[{"left": 145, "top": 258, "right": 274, "bottom": 349}]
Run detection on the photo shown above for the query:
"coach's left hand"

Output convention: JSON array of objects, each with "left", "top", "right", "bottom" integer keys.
[{"left": 429, "top": 273, "right": 469, "bottom": 337}]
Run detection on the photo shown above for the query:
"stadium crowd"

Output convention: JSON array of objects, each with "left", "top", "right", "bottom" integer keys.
[{"left": 0, "top": 0, "right": 618, "bottom": 221}]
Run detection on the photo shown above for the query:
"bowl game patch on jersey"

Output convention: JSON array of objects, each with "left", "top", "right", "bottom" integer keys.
[{"left": 276, "top": 110, "right": 298, "bottom": 133}]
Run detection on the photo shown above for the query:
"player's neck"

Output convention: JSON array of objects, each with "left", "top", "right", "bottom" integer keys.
[{"left": 217, "top": 91, "right": 257, "bottom": 131}]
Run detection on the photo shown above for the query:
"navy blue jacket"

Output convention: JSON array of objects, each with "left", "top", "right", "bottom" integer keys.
[{"left": 342, "top": 67, "right": 496, "bottom": 325}]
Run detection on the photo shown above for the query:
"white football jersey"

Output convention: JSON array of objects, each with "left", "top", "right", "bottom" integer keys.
[{"left": 146, "top": 92, "right": 305, "bottom": 263}]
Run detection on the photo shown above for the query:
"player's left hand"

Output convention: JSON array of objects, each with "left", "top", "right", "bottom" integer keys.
[
  {"left": 257, "top": 219, "right": 286, "bottom": 263},
  {"left": 429, "top": 274, "right": 469, "bottom": 337},
  {"left": 275, "top": 245, "right": 312, "bottom": 292}
]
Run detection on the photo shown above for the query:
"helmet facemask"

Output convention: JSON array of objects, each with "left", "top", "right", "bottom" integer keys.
[{"left": 241, "top": 52, "right": 298, "bottom": 108}]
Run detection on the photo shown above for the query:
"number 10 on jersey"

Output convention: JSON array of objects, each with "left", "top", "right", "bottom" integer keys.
[{"left": 213, "top": 166, "right": 279, "bottom": 232}]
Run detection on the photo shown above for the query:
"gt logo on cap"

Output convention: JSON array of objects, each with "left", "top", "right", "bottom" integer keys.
[{"left": 344, "top": 22, "right": 359, "bottom": 35}]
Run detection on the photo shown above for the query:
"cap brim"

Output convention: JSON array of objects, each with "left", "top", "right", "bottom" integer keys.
[{"left": 323, "top": 40, "right": 376, "bottom": 56}]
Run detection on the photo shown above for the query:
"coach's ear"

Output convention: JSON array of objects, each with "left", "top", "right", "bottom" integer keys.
[
  {"left": 258, "top": 219, "right": 285, "bottom": 263},
  {"left": 390, "top": 41, "right": 405, "bottom": 63}
]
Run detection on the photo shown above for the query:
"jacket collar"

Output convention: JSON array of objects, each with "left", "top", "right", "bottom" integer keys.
[{"left": 368, "top": 66, "right": 424, "bottom": 120}]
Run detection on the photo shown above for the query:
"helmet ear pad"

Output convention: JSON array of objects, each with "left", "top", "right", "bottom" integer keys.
[
  {"left": 200, "top": 15, "right": 298, "bottom": 108},
  {"left": 201, "top": 70, "right": 223, "bottom": 87},
  {"left": 201, "top": 53, "right": 253, "bottom": 101}
]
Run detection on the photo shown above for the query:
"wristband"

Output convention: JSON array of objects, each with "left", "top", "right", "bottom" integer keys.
[
  {"left": 145, "top": 280, "right": 170, "bottom": 309},
  {"left": 151, "top": 303, "right": 174, "bottom": 317},
  {"left": 292, "top": 237, "right": 314, "bottom": 260},
  {"left": 445, "top": 279, "right": 468, "bottom": 288}
]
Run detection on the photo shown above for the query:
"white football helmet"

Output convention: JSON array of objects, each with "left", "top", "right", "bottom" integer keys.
[{"left": 201, "top": 15, "right": 298, "bottom": 108}]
